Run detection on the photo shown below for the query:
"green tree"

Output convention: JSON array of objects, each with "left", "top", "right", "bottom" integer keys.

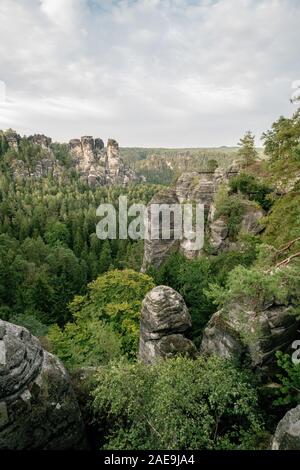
[
  {"left": 61, "top": 269, "right": 155, "bottom": 358},
  {"left": 238, "top": 131, "right": 257, "bottom": 166},
  {"left": 48, "top": 319, "right": 122, "bottom": 370},
  {"left": 99, "top": 240, "right": 113, "bottom": 273},
  {"left": 92, "top": 355, "right": 264, "bottom": 450},
  {"left": 262, "top": 109, "right": 300, "bottom": 161}
]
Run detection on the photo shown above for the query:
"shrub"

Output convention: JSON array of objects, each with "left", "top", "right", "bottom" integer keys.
[
  {"left": 229, "top": 173, "right": 273, "bottom": 210},
  {"left": 48, "top": 319, "right": 122, "bottom": 370},
  {"left": 51, "top": 269, "right": 155, "bottom": 360},
  {"left": 273, "top": 351, "right": 300, "bottom": 407},
  {"left": 92, "top": 355, "right": 264, "bottom": 450}
]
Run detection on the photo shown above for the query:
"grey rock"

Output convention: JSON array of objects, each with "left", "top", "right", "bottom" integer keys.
[
  {"left": 69, "top": 136, "right": 141, "bottom": 186},
  {"left": 139, "top": 286, "right": 197, "bottom": 364},
  {"left": 208, "top": 202, "right": 264, "bottom": 255},
  {"left": 6, "top": 131, "right": 20, "bottom": 150},
  {"left": 201, "top": 304, "right": 299, "bottom": 376},
  {"left": 141, "top": 188, "right": 180, "bottom": 272},
  {"left": 141, "top": 163, "right": 242, "bottom": 270},
  {"left": 272, "top": 406, "right": 300, "bottom": 450},
  {"left": 0, "top": 320, "right": 86, "bottom": 450},
  {"left": 240, "top": 205, "right": 265, "bottom": 235}
]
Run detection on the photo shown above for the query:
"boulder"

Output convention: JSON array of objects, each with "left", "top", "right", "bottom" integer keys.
[
  {"left": 201, "top": 304, "right": 299, "bottom": 377},
  {"left": 272, "top": 406, "right": 300, "bottom": 450},
  {"left": 0, "top": 320, "right": 87, "bottom": 450},
  {"left": 139, "top": 286, "right": 197, "bottom": 364}
]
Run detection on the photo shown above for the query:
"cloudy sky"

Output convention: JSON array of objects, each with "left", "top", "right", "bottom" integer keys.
[{"left": 0, "top": 0, "right": 299, "bottom": 146}]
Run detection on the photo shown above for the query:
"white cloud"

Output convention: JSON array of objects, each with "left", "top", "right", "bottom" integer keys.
[{"left": 0, "top": 0, "right": 299, "bottom": 146}]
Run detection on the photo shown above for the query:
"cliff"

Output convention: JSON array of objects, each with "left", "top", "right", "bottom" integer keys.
[{"left": 1, "top": 130, "right": 142, "bottom": 186}]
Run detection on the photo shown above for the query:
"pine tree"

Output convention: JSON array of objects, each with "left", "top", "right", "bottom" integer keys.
[{"left": 238, "top": 131, "right": 257, "bottom": 166}]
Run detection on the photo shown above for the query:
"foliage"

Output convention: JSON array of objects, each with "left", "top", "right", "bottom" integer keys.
[
  {"left": 9, "top": 312, "right": 48, "bottom": 337},
  {"left": 207, "top": 263, "right": 300, "bottom": 312},
  {"left": 54, "top": 269, "right": 155, "bottom": 359},
  {"left": 48, "top": 319, "right": 122, "bottom": 370},
  {"left": 214, "top": 193, "right": 246, "bottom": 240},
  {"left": 238, "top": 131, "right": 257, "bottom": 166},
  {"left": 92, "top": 355, "right": 264, "bottom": 450},
  {"left": 262, "top": 109, "right": 300, "bottom": 162},
  {"left": 0, "top": 171, "right": 158, "bottom": 330},
  {"left": 229, "top": 173, "right": 273, "bottom": 210},
  {"left": 274, "top": 351, "right": 300, "bottom": 407},
  {"left": 153, "top": 254, "right": 215, "bottom": 343},
  {"left": 262, "top": 191, "right": 300, "bottom": 249}
]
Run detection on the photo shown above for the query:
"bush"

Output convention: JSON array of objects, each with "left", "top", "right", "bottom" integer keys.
[
  {"left": 48, "top": 319, "right": 122, "bottom": 370},
  {"left": 153, "top": 254, "right": 215, "bottom": 343},
  {"left": 207, "top": 263, "right": 300, "bottom": 312},
  {"left": 273, "top": 351, "right": 300, "bottom": 407},
  {"left": 55, "top": 269, "right": 155, "bottom": 359},
  {"left": 92, "top": 355, "right": 264, "bottom": 450},
  {"left": 229, "top": 173, "right": 273, "bottom": 211},
  {"left": 214, "top": 194, "right": 245, "bottom": 240}
]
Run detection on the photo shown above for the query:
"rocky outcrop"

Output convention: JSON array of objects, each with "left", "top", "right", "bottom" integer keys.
[
  {"left": 69, "top": 136, "right": 106, "bottom": 186},
  {"left": 175, "top": 171, "right": 216, "bottom": 212},
  {"left": 142, "top": 188, "right": 181, "bottom": 271},
  {"left": 139, "top": 286, "right": 197, "bottom": 364},
  {"left": 3, "top": 130, "right": 141, "bottom": 186},
  {"left": 200, "top": 304, "right": 299, "bottom": 377},
  {"left": 69, "top": 136, "right": 141, "bottom": 186},
  {"left": 5, "top": 133, "right": 64, "bottom": 181},
  {"left": 141, "top": 165, "right": 242, "bottom": 271},
  {"left": 272, "top": 406, "right": 300, "bottom": 450},
  {"left": 208, "top": 202, "right": 265, "bottom": 254},
  {"left": 0, "top": 320, "right": 86, "bottom": 450},
  {"left": 6, "top": 131, "right": 20, "bottom": 150}
]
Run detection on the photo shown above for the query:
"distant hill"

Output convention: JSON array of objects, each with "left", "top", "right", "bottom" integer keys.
[{"left": 120, "top": 146, "right": 264, "bottom": 184}]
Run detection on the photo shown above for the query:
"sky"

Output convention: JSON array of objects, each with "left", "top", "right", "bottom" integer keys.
[{"left": 0, "top": 0, "right": 299, "bottom": 147}]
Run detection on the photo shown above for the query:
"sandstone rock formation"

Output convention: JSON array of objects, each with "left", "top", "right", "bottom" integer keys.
[
  {"left": 0, "top": 320, "right": 86, "bottom": 450},
  {"left": 141, "top": 165, "right": 242, "bottom": 271},
  {"left": 208, "top": 202, "right": 265, "bottom": 254},
  {"left": 139, "top": 286, "right": 197, "bottom": 364},
  {"left": 69, "top": 136, "right": 141, "bottom": 186},
  {"left": 3, "top": 130, "right": 141, "bottom": 186},
  {"left": 6, "top": 131, "right": 20, "bottom": 150},
  {"left": 200, "top": 304, "right": 299, "bottom": 377},
  {"left": 5, "top": 133, "right": 64, "bottom": 181},
  {"left": 272, "top": 406, "right": 300, "bottom": 450}
]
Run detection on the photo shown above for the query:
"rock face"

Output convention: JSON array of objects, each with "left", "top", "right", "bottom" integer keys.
[
  {"left": 141, "top": 165, "right": 242, "bottom": 271},
  {"left": 208, "top": 202, "right": 265, "bottom": 254},
  {"left": 6, "top": 133, "right": 64, "bottom": 181},
  {"left": 200, "top": 304, "right": 299, "bottom": 377},
  {"left": 6, "top": 131, "right": 20, "bottom": 150},
  {"left": 139, "top": 286, "right": 197, "bottom": 364},
  {"left": 3, "top": 131, "right": 140, "bottom": 186},
  {"left": 69, "top": 136, "right": 141, "bottom": 186},
  {"left": 69, "top": 136, "right": 106, "bottom": 186},
  {"left": 0, "top": 320, "right": 86, "bottom": 450},
  {"left": 272, "top": 406, "right": 300, "bottom": 450}
]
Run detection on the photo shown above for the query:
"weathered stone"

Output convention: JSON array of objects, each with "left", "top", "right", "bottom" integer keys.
[
  {"left": 69, "top": 136, "right": 141, "bottom": 186},
  {"left": 141, "top": 188, "right": 180, "bottom": 272},
  {"left": 139, "top": 286, "right": 197, "bottom": 364},
  {"left": 272, "top": 406, "right": 300, "bottom": 450},
  {"left": 141, "top": 163, "right": 242, "bottom": 269},
  {"left": 5, "top": 131, "right": 20, "bottom": 150},
  {"left": 28, "top": 134, "right": 52, "bottom": 149},
  {"left": 0, "top": 320, "right": 86, "bottom": 450},
  {"left": 201, "top": 304, "right": 299, "bottom": 377},
  {"left": 208, "top": 201, "right": 264, "bottom": 255}
]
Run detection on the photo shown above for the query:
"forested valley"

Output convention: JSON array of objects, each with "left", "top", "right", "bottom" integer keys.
[{"left": 1, "top": 107, "right": 300, "bottom": 450}]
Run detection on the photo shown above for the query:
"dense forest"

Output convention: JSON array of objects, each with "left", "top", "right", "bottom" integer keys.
[{"left": 0, "top": 107, "right": 300, "bottom": 450}]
